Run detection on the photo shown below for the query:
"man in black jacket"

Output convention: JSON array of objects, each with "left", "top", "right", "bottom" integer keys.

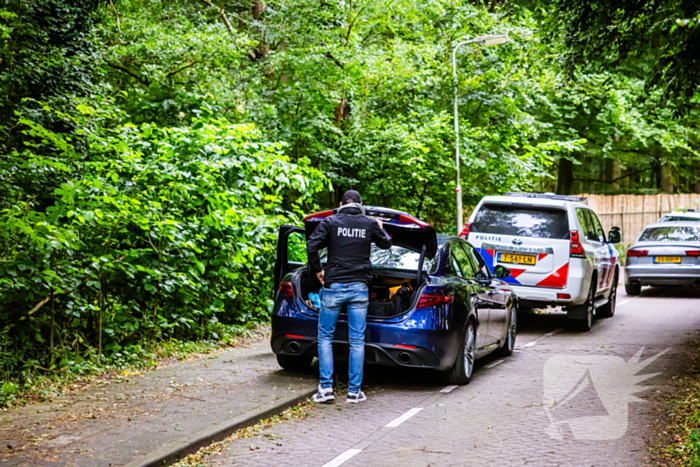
[{"left": 307, "top": 190, "right": 392, "bottom": 403}]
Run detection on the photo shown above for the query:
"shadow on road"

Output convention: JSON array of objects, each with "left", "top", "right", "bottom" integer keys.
[{"left": 638, "top": 284, "right": 700, "bottom": 299}]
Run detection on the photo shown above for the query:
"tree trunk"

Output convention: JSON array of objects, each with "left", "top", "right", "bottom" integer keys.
[
  {"left": 694, "top": 169, "right": 700, "bottom": 194},
  {"left": 607, "top": 159, "right": 621, "bottom": 192},
  {"left": 660, "top": 164, "right": 673, "bottom": 193},
  {"left": 557, "top": 157, "right": 574, "bottom": 195}
]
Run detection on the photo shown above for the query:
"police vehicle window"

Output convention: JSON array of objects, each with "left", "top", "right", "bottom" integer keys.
[
  {"left": 576, "top": 208, "right": 596, "bottom": 242},
  {"left": 471, "top": 204, "right": 569, "bottom": 239},
  {"left": 369, "top": 245, "right": 437, "bottom": 272},
  {"left": 451, "top": 243, "right": 476, "bottom": 278},
  {"left": 589, "top": 212, "right": 606, "bottom": 242},
  {"left": 638, "top": 226, "right": 700, "bottom": 242},
  {"left": 464, "top": 243, "right": 491, "bottom": 279}
]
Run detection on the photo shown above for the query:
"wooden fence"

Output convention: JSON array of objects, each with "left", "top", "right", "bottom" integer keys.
[{"left": 578, "top": 194, "right": 700, "bottom": 246}]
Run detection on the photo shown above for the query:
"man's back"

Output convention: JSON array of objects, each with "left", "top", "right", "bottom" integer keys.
[{"left": 307, "top": 204, "right": 392, "bottom": 285}]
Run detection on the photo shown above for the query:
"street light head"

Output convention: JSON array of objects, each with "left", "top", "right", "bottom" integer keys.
[{"left": 474, "top": 34, "right": 509, "bottom": 47}]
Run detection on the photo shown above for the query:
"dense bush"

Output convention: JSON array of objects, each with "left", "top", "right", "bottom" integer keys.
[{"left": 0, "top": 103, "right": 325, "bottom": 377}]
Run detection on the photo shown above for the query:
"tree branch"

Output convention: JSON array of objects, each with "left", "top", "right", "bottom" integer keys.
[
  {"left": 573, "top": 166, "right": 654, "bottom": 184},
  {"left": 198, "top": 0, "right": 236, "bottom": 36},
  {"left": 108, "top": 0, "right": 122, "bottom": 34},
  {"left": 106, "top": 61, "right": 150, "bottom": 86}
]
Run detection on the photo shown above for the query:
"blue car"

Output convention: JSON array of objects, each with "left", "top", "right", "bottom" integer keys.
[{"left": 272, "top": 207, "right": 517, "bottom": 384}]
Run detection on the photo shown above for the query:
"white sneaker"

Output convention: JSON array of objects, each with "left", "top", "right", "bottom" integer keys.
[
  {"left": 312, "top": 385, "right": 335, "bottom": 403},
  {"left": 346, "top": 391, "right": 367, "bottom": 404}
]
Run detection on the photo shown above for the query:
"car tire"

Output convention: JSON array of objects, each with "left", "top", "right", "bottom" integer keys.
[
  {"left": 597, "top": 271, "right": 618, "bottom": 318},
  {"left": 625, "top": 282, "right": 641, "bottom": 296},
  {"left": 441, "top": 319, "right": 476, "bottom": 385},
  {"left": 276, "top": 354, "right": 313, "bottom": 372},
  {"left": 497, "top": 306, "right": 517, "bottom": 357},
  {"left": 569, "top": 280, "right": 595, "bottom": 332}
]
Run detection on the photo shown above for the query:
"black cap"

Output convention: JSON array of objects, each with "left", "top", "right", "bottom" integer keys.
[{"left": 342, "top": 190, "right": 362, "bottom": 204}]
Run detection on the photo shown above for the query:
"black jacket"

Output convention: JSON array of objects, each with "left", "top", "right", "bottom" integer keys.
[{"left": 307, "top": 205, "right": 392, "bottom": 285}]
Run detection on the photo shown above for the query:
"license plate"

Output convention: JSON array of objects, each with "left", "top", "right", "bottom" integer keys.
[
  {"left": 654, "top": 256, "right": 681, "bottom": 263},
  {"left": 498, "top": 253, "right": 536, "bottom": 265}
]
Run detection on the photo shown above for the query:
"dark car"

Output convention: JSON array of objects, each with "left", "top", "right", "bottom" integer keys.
[{"left": 271, "top": 207, "right": 517, "bottom": 385}]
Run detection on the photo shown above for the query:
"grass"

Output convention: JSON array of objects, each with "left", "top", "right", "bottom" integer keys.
[
  {"left": 0, "top": 323, "right": 269, "bottom": 410},
  {"left": 654, "top": 349, "right": 700, "bottom": 466}
]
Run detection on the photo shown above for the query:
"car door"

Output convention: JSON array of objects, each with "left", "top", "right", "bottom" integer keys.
[
  {"left": 273, "top": 225, "right": 306, "bottom": 294},
  {"left": 450, "top": 242, "right": 494, "bottom": 349},
  {"left": 575, "top": 208, "right": 600, "bottom": 294},
  {"left": 588, "top": 211, "right": 614, "bottom": 292},
  {"left": 464, "top": 242, "right": 508, "bottom": 346}
]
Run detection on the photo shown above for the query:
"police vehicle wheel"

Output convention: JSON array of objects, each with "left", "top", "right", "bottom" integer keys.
[
  {"left": 276, "top": 354, "right": 313, "bottom": 372},
  {"left": 597, "top": 271, "right": 618, "bottom": 318},
  {"left": 569, "top": 280, "right": 595, "bottom": 332}
]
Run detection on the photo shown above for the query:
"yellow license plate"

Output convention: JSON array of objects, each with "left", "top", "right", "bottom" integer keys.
[
  {"left": 498, "top": 253, "right": 536, "bottom": 265},
  {"left": 654, "top": 256, "right": 681, "bottom": 263}
]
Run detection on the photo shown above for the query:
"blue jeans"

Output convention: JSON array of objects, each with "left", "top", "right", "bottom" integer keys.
[{"left": 318, "top": 282, "right": 369, "bottom": 394}]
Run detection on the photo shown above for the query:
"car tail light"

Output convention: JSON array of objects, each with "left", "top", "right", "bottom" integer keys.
[
  {"left": 417, "top": 292, "right": 454, "bottom": 308},
  {"left": 286, "top": 334, "right": 304, "bottom": 339},
  {"left": 686, "top": 250, "right": 700, "bottom": 256},
  {"left": 279, "top": 281, "right": 294, "bottom": 298},
  {"left": 627, "top": 249, "right": 648, "bottom": 257},
  {"left": 393, "top": 344, "right": 417, "bottom": 349},
  {"left": 570, "top": 231, "right": 584, "bottom": 257},
  {"left": 459, "top": 223, "right": 472, "bottom": 238}
]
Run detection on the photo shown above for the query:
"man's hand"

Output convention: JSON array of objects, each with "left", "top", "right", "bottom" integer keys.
[
  {"left": 376, "top": 218, "right": 384, "bottom": 229},
  {"left": 316, "top": 270, "right": 325, "bottom": 285}
]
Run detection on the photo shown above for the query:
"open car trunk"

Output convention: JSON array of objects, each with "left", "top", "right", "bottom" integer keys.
[
  {"left": 295, "top": 269, "right": 422, "bottom": 318},
  {"left": 274, "top": 206, "right": 438, "bottom": 317}
]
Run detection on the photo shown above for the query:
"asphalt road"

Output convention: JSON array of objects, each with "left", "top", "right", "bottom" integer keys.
[{"left": 204, "top": 286, "right": 700, "bottom": 467}]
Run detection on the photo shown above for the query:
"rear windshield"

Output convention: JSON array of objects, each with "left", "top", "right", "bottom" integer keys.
[
  {"left": 638, "top": 226, "right": 700, "bottom": 242},
  {"left": 319, "top": 245, "right": 437, "bottom": 272},
  {"left": 471, "top": 204, "right": 570, "bottom": 239},
  {"left": 660, "top": 215, "right": 700, "bottom": 222},
  {"left": 370, "top": 245, "right": 437, "bottom": 272}
]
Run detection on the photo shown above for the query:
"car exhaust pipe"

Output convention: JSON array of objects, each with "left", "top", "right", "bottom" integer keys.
[
  {"left": 289, "top": 341, "right": 300, "bottom": 353},
  {"left": 398, "top": 352, "right": 412, "bottom": 364}
]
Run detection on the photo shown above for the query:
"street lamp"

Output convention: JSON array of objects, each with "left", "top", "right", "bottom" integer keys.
[{"left": 452, "top": 34, "right": 509, "bottom": 234}]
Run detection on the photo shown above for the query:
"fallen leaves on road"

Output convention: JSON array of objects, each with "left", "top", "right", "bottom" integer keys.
[{"left": 172, "top": 401, "right": 313, "bottom": 467}]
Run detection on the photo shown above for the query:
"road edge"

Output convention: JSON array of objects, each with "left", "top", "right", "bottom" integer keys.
[{"left": 123, "top": 388, "right": 316, "bottom": 467}]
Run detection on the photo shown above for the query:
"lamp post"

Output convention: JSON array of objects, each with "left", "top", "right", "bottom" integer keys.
[{"left": 452, "top": 34, "right": 509, "bottom": 234}]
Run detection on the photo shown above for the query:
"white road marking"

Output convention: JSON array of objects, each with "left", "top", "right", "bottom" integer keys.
[
  {"left": 322, "top": 448, "right": 363, "bottom": 467},
  {"left": 545, "top": 328, "right": 563, "bottom": 337},
  {"left": 523, "top": 341, "right": 537, "bottom": 347},
  {"left": 486, "top": 359, "right": 504, "bottom": 369},
  {"left": 618, "top": 300, "right": 629, "bottom": 306},
  {"left": 440, "top": 385, "right": 458, "bottom": 393},
  {"left": 385, "top": 408, "right": 423, "bottom": 428}
]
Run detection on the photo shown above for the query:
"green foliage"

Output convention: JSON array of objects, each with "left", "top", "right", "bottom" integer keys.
[{"left": 0, "top": 101, "right": 325, "bottom": 384}]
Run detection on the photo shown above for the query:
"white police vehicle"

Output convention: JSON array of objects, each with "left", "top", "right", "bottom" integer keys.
[{"left": 460, "top": 193, "right": 621, "bottom": 331}]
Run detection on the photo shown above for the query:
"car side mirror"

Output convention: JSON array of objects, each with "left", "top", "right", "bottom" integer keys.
[
  {"left": 608, "top": 227, "right": 621, "bottom": 244},
  {"left": 493, "top": 265, "right": 511, "bottom": 279}
]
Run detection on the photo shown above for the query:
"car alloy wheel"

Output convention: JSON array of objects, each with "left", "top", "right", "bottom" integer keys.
[{"left": 464, "top": 323, "right": 476, "bottom": 379}]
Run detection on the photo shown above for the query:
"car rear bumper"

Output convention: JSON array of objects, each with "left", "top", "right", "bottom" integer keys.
[
  {"left": 509, "top": 261, "right": 589, "bottom": 307},
  {"left": 271, "top": 313, "right": 462, "bottom": 371},
  {"left": 625, "top": 265, "right": 700, "bottom": 286}
]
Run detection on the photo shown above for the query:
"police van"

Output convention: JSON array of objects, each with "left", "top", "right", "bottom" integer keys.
[{"left": 460, "top": 193, "right": 621, "bottom": 331}]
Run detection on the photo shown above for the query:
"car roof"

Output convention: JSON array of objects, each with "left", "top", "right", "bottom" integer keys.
[
  {"left": 437, "top": 234, "right": 459, "bottom": 245},
  {"left": 478, "top": 195, "right": 588, "bottom": 209}
]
